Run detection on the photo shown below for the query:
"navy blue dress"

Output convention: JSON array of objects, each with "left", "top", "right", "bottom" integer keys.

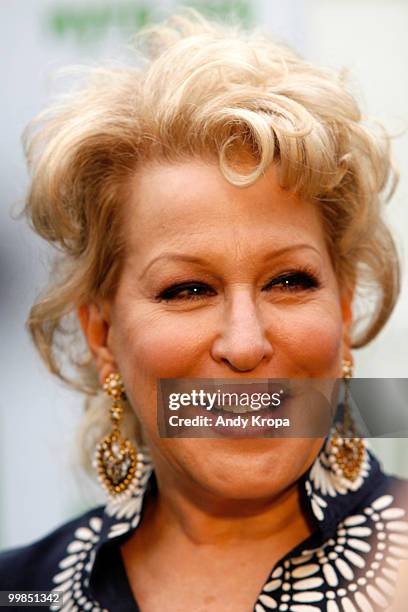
[{"left": 1, "top": 439, "right": 408, "bottom": 611}]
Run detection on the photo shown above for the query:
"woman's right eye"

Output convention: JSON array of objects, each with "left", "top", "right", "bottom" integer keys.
[{"left": 156, "top": 282, "right": 217, "bottom": 302}]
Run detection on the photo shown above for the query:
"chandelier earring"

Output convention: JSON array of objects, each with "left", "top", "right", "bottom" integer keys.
[
  {"left": 327, "top": 358, "right": 366, "bottom": 482},
  {"left": 94, "top": 372, "right": 146, "bottom": 500}
]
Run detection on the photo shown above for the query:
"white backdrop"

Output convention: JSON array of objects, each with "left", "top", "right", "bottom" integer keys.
[{"left": 1, "top": 0, "right": 407, "bottom": 549}]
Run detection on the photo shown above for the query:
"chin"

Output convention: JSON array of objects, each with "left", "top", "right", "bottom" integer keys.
[{"left": 174, "top": 437, "right": 319, "bottom": 502}]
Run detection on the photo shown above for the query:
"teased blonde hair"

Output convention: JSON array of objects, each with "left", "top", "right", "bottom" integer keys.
[{"left": 22, "top": 10, "right": 400, "bottom": 470}]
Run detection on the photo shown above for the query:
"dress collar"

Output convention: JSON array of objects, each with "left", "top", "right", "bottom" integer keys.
[{"left": 301, "top": 438, "right": 382, "bottom": 541}]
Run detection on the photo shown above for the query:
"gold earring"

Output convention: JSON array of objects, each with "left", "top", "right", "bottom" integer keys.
[
  {"left": 328, "top": 358, "right": 365, "bottom": 481},
  {"left": 94, "top": 372, "right": 145, "bottom": 500}
]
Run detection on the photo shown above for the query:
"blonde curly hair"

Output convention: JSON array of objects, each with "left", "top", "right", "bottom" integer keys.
[{"left": 22, "top": 10, "right": 400, "bottom": 473}]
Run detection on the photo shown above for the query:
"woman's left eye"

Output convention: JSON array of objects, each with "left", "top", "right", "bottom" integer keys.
[{"left": 263, "top": 270, "right": 320, "bottom": 292}]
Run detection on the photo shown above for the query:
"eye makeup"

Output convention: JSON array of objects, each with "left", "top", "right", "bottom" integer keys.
[{"left": 154, "top": 264, "right": 322, "bottom": 303}]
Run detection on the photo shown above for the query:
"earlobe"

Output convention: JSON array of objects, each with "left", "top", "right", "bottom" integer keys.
[{"left": 77, "top": 302, "right": 116, "bottom": 384}]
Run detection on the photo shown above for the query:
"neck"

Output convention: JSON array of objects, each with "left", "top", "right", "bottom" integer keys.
[{"left": 142, "top": 462, "right": 314, "bottom": 549}]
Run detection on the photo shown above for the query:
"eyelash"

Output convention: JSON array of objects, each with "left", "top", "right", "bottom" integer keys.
[{"left": 156, "top": 267, "right": 321, "bottom": 302}]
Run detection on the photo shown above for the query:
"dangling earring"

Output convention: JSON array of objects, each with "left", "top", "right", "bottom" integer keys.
[
  {"left": 327, "top": 358, "right": 365, "bottom": 482},
  {"left": 94, "top": 372, "right": 145, "bottom": 500}
]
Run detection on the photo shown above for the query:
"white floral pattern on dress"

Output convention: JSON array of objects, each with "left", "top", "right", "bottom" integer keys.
[
  {"left": 50, "top": 516, "right": 107, "bottom": 612},
  {"left": 255, "top": 494, "right": 408, "bottom": 612},
  {"left": 306, "top": 436, "right": 371, "bottom": 522}
]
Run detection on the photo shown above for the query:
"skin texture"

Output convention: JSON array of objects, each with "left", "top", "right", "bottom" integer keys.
[{"left": 78, "top": 158, "right": 353, "bottom": 610}]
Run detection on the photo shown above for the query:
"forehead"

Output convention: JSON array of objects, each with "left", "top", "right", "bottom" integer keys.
[{"left": 122, "top": 159, "right": 327, "bottom": 256}]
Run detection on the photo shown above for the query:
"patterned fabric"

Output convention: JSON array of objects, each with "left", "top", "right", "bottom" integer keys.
[{"left": 1, "top": 439, "right": 408, "bottom": 612}]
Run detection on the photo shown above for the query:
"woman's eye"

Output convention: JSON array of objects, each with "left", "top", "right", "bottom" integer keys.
[
  {"left": 263, "top": 271, "right": 320, "bottom": 292},
  {"left": 157, "top": 282, "right": 216, "bottom": 301},
  {"left": 156, "top": 271, "right": 320, "bottom": 302}
]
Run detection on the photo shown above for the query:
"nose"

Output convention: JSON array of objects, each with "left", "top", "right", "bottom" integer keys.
[{"left": 210, "top": 289, "right": 273, "bottom": 373}]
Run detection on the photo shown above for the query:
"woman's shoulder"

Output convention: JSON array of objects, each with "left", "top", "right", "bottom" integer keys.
[{"left": 0, "top": 504, "right": 105, "bottom": 591}]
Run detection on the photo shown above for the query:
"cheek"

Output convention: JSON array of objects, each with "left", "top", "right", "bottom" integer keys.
[
  {"left": 109, "top": 302, "right": 212, "bottom": 442},
  {"left": 273, "top": 300, "right": 344, "bottom": 376},
  {"left": 115, "top": 312, "right": 206, "bottom": 377},
  {"left": 109, "top": 297, "right": 210, "bottom": 413}
]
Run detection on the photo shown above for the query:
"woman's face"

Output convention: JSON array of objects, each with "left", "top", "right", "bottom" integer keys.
[{"left": 87, "top": 158, "right": 352, "bottom": 501}]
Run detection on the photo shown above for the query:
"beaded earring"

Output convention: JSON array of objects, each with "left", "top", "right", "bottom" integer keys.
[
  {"left": 94, "top": 372, "right": 146, "bottom": 500},
  {"left": 327, "top": 359, "right": 365, "bottom": 481}
]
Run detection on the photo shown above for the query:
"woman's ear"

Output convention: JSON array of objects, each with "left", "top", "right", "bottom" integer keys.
[{"left": 77, "top": 301, "right": 116, "bottom": 385}]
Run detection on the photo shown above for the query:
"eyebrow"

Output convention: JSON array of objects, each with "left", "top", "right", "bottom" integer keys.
[{"left": 138, "top": 244, "right": 321, "bottom": 280}]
